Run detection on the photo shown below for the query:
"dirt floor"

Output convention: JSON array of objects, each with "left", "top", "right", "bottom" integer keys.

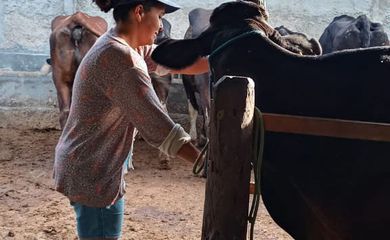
[{"left": 0, "top": 127, "right": 292, "bottom": 240}]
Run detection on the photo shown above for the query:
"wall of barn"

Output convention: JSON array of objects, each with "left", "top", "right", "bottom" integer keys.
[{"left": 0, "top": 0, "right": 390, "bottom": 128}]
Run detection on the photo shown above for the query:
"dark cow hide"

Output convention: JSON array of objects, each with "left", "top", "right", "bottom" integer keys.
[
  {"left": 182, "top": 8, "right": 213, "bottom": 147},
  {"left": 152, "top": 2, "right": 321, "bottom": 70},
  {"left": 319, "top": 14, "right": 390, "bottom": 54},
  {"left": 275, "top": 25, "right": 323, "bottom": 55},
  {"left": 152, "top": 1, "right": 390, "bottom": 239},
  {"left": 162, "top": 3, "right": 320, "bottom": 147}
]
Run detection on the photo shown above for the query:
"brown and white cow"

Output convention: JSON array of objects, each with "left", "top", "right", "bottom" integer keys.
[{"left": 49, "top": 11, "right": 107, "bottom": 129}]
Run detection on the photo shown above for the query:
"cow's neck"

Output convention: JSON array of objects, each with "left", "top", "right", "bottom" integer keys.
[
  {"left": 247, "top": 19, "right": 275, "bottom": 36},
  {"left": 209, "top": 20, "right": 274, "bottom": 54},
  {"left": 210, "top": 26, "right": 252, "bottom": 51}
]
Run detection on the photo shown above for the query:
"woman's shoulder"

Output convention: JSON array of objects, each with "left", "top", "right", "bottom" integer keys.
[{"left": 97, "top": 40, "right": 138, "bottom": 68}]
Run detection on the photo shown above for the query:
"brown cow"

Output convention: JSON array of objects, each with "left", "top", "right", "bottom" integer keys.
[{"left": 49, "top": 11, "right": 107, "bottom": 129}]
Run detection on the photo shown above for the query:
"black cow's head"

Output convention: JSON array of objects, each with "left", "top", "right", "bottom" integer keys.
[
  {"left": 152, "top": 1, "right": 267, "bottom": 69},
  {"left": 319, "top": 15, "right": 390, "bottom": 54},
  {"left": 152, "top": 1, "right": 321, "bottom": 70}
]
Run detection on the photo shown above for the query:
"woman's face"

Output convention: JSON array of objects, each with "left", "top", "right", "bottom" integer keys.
[{"left": 138, "top": 5, "right": 165, "bottom": 46}]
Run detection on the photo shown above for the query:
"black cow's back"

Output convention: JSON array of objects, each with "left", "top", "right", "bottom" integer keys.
[{"left": 209, "top": 32, "right": 390, "bottom": 239}]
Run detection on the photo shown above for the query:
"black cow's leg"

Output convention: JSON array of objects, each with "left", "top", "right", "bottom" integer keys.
[
  {"left": 196, "top": 74, "right": 211, "bottom": 147},
  {"left": 182, "top": 75, "right": 201, "bottom": 144},
  {"left": 187, "top": 99, "right": 199, "bottom": 142}
]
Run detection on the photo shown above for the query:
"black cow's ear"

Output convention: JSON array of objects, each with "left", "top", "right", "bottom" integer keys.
[
  {"left": 152, "top": 39, "right": 203, "bottom": 69},
  {"left": 318, "top": 28, "right": 333, "bottom": 54}
]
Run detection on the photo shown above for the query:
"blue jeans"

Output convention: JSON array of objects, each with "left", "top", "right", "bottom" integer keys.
[{"left": 72, "top": 198, "right": 124, "bottom": 239}]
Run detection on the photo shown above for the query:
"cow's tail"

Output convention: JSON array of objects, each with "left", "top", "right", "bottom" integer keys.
[
  {"left": 356, "top": 15, "right": 371, "bottom": 48},
  {"left": 71, "top": 26, "right": 83, "bottom": 64}
]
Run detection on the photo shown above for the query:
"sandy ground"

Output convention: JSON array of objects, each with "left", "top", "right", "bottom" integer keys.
[{"left": 0, "top": 127, "right": 292, "bottom": 240}]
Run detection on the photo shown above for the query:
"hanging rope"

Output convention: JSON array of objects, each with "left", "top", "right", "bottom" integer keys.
[
  {"left": 207, "top": 31, "right": 266, "bottom": 237},
  {"left": 192, "top": 139, "right": 209, "bottom": 175},
  {"left": 248, "top": 107, "right": 265, "bottom": 240}
]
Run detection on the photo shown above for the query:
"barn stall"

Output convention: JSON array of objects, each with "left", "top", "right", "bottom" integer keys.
[{"left": 1, "top": 0, "right": 390, "bottom": 239}]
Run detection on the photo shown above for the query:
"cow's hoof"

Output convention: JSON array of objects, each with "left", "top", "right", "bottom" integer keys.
[{"left": 158, "top": 159, "right": 171, "bottom": 170}]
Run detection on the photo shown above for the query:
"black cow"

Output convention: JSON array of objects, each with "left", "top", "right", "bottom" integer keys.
[
  {"left": 319, "top": 14, "right": 390, "bottom": 54},
  {"left": 152, "top": 1, "right": 390, "bottom": 239},
  {"left": 183, "top": 7, "right": 321, "bottom": 147},
  {"left": 182, "top": 8, "right": 213, "bottom": 146}
]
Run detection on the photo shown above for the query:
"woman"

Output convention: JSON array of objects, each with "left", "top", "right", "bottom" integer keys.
[{"left": 53, "top": 0, "right": 209, "bottom": 239}]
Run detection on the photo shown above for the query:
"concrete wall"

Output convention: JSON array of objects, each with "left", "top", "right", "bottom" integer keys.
[
  {"left": 0, "top": 0, "right": 390, "bottom": 129},
  {"left": 267, "top": 0, "right": 390, "bottom": 40},
  {"left": 1, "top": 0, "right": 389, "bottom": 56}
]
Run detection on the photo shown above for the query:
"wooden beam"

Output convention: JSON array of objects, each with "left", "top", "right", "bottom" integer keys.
[{"left": 263, "top": 113, "right": 390, "bottom": 142}]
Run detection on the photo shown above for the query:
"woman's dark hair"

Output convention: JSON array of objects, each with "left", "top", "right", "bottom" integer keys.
[{"left": 93, "top": 0, "right": 163, "bottom": 22}]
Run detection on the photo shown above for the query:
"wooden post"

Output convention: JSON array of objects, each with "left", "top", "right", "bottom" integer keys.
[{"left": 201, "top": 76, "right": 255, "bottom": 240}]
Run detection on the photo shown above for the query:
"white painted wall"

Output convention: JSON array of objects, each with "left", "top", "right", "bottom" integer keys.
[
  {"left": 1, "top": 0, "right": 64, "bottom": 52},
  {"left": 0, "top": 0, "right": 390, "bottom": 129},
  {"left": 1, "top": 0, "right": 389, "bottom": 53},
  {"left": 0, "top": 0, "right": 228, "bottom": 53},
  {"left": 267, "top": 0, "right": 390, "bottom": 39}
]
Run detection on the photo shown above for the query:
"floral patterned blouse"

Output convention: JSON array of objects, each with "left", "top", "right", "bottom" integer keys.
[{"left": 54, "top": 28, "right": 190, "bottom": 207}]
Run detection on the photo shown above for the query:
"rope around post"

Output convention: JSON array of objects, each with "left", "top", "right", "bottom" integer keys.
[
  {"left": 248, "top": 107, "right": 265, "bottom": 240},
  {"left": 192, "top": 139, "right": 209, "bottom": 175}
]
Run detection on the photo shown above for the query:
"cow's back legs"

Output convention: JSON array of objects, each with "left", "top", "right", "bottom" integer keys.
[
  {"left": 187, "top": 100, "right": 199, "bottom": 142},
  {"left": 182, "top": 75, "right": 201, "bottom": 144},
  {"left": 50, "top": 29, "right": 78, "bottom": 129},
  {"left": 52, "top": 69, "right": 74, "bottom": 129},
  {"left": 196, "top": 74, "right": 210, "bottom": 147}
]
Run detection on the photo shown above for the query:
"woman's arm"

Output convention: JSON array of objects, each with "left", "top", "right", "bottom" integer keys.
[
  {"left": 145, "top": 44, "right": 209, "bottom": 76},
  {"left": 170, "top": 57, "right": 209, "bottom": 75}
]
